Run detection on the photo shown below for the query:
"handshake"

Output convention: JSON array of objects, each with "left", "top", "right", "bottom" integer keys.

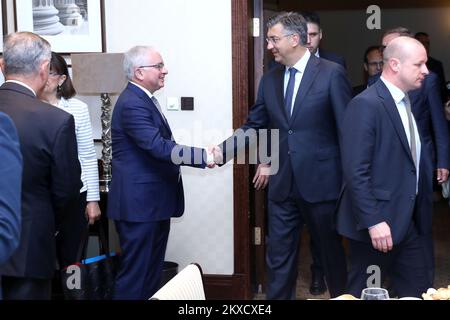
[{"left": 206, "top": 145, "right": 223, "bottom": 168}]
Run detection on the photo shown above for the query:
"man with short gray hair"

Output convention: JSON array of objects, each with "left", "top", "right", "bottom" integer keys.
[
  {"left": 0, "top": 32, "right": 81, "bottom": 300},
  {"left": 108, "top": 45, "right": 214, "bottom": 299}
]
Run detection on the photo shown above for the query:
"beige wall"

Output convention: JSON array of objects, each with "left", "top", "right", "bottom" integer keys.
[
  {"left": 104, "top": 0, "right": 234, "bottom": 274},
  {"left": 3, "top": 0, "right": 235, "bottom": 275}
]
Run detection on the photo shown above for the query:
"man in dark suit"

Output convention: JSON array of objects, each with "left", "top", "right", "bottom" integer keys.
[
  {"left": 415, "top": 32, "right": 447, "bottom": 102},
  {"left": 0, "top": 112, "right": 22, "bottom": 299},
  {"left": 214, "top": 12, "right": 350, "bottom": 299},
  {"left": 353, "top": 45, "right": 384, "bottom": 97},
  {"left": 299, "top": 11, "right": 347, "bottom": 294},
  {"left": 302, "top": 11, "right": 346, "bottom": 69},
  {"left": 368, "top": 28, "right": 449, "bottom": 287},
  {"left": 0, "top": 32, "right": 81, "bottom": 300},
  {"left": 337, "top": 36, "right": 432, "bottom": 298},
  {"left": 107, "top": 46, "right": 213, "bottom": 300}
]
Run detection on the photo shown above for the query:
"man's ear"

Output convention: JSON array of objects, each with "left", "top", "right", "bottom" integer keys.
[
  {"left": 134, "top": 68, "right": 144, "bottom": 81},
  {"left": 0, "top": 58, "right": 6, "bottom": 76},
  {"left": 319, "top": 29, "right": 323, "bottom": 41},
  {"left": 291, "top": 33, "right": 300, "bottom": 47},
  {"left": 389, "top": 58, "right": 400, "bottom": 72},
  {"left": 40, "top": 60, "right": 50, "bottom": 79}
]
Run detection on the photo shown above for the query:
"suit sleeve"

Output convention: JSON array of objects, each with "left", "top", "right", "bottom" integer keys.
[
  {"left": 426, "top": 72, "right": 449, "bottom": 169},
  {"left": 330, "top": 65, "right": 352, "bottom": 136},
  {"left": 0, "top": 113, "right": 22, "bottom": 264},
  {"left": 341, "top": 99, "right": 385, "bottom": 229},
  {"left": 121, "top": 101, "right": 206, "bottom": 168},
  {"left": 50, "top": 115, "right": 82, "bottom": 222},
  {"left": 219, "top": 76, "right": 270, "bottom": 164}
]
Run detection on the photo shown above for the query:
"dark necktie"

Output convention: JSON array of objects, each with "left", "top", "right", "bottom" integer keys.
[
  {"left": 404, "top": 94, "right": 417, "bottom": 168},
  {"left": 284, "top": 67, "right": 297, "bottom": 118}
]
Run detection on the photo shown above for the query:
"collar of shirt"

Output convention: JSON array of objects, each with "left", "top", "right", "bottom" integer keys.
[
  {"left": 129, "top": 81, "right": 155, "bottom": 101},
  {"left": 6, "top": 80, "right": 36, "bottom": 96},
  {"left": 286, "top": 49, "right": 311, "bottom": 75},
  {"left": 315, "top": 49, "right": 320, "bottom": 58},
  {"left": 380, "top": 76, "right": 406, "bottom": 104}
]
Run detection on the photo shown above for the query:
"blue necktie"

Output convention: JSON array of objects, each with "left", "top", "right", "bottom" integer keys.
[{"left": 285, "top": 67, "right": 297, "bottom": 118}]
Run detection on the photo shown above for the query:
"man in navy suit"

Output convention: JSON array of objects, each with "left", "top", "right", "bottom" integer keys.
[
  {"left": 337, "top": 37, "right": 432, "bottom": 298},
  {"left": 108, "top": 46, "right": 214, "bottom": 300},
  {"left": 368, "top": 28, "right": 449, "bottom": 287},
  {"left": 0, "top": 32, "right": 81, "bottom": 300},
  {"left": 215, "top": 12, "right": 351, "bottom": 299},
  {"left": 0, "top": 112, "right": 22, "bottom": 299}
]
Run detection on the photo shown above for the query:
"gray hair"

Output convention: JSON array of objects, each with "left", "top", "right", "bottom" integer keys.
[
  {"left": 382, "top": 27, "right": 412, "bottom": 40},
  {"left": 123, "top": 46, "right": 154, "bottom": 80},
  {"left": 266, "top": 12, "right": 308, "bottom": 45},
  {"left": 2, "top": 32, "right": 51, "bottom": 76}
]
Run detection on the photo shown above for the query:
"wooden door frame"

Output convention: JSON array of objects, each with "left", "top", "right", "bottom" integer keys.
[{"left": 202, "top": 0, "right": 254, "bottom": 300}]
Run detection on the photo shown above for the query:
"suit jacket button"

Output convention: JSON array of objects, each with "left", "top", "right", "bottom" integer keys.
[
  {"left": 288, "top": 130, "right": 293, "bottom": 135},
  {"left": 288, "top": 151, "right": 291, "bottom": 155}
]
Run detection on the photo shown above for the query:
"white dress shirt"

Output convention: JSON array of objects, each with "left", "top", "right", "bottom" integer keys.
[
  {"left": 380, "top": 76, "right": 421, "bottom": 191},
  {"left": 283, "top": 50, "right": 311, "bottom": 116}
]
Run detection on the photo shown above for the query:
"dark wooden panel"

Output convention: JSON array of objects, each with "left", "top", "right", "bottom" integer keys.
[
  {"left": 268, "top": 0, "right": 450, "bottom": 10},
  {"left": 204, "top": 274, "right": 248, "bottom": 300},
  {"left": 231, "top": 0, "right": 253, "bottom": 300}
]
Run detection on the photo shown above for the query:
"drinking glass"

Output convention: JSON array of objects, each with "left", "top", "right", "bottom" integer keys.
[{"left": 360, "top": 287, "right": 390, "bottom": 300}]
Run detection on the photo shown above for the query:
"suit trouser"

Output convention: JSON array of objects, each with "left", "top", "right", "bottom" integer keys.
[
  {"left": 346, "top": 222, "right": 429, "bottom": 298},
  {"left": 1, "top": 276, "right": 51, "bottom": 300},
  {"left": 113, "top": 220, "right": 170, "bottom": 300},
  {"left": 309, "top": 226, "right": 324, "bottom": 278},
  {"left": 266, "top": 184, "right": 347, "bottom": 299},
  {"left": 56, "top": 192, "right": 87, "bottom": 269}
]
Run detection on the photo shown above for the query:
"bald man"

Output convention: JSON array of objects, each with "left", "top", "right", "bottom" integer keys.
[{"left": 336, "top": 37, "right": 431, "bottom": 298}]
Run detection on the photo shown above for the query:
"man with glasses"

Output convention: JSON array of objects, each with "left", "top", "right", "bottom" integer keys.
[
  {"left": 353, "top": 45, "right": 384, "bottom": 96},
  {"left": 107, "top": 46, "right": 215, "bottom": 299},
  {"left": 213, "top": 12, "right": 351, "bottom": 299}
]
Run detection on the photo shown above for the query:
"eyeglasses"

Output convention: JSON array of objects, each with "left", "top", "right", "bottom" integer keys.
[
  {"left": 367, "top": 61, "right": 384, "bottom": 67},
  {"left": 265, "top": 34, "right": 294, "bottom": 45},
  {"left": 137, "top": 63, "right": 165, "bottom": 70}
]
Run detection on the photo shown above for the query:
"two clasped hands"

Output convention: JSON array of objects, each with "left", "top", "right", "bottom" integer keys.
[{"left": 206, "top": 145, "right": 223, "bottom": 168}]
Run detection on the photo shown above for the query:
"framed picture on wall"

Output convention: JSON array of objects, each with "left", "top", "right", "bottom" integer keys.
[
  {"left": 0, "top": 0, "right": 6, "bottom": 52},
  {"left": 14, "top": 0, "right": 105, "bottom": 53}
]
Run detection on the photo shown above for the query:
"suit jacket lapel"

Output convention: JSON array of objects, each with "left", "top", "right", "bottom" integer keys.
[
  {"left": 376, "top": 81, "right": 415, "bottom": 164},
  {"left": 127, "top": 83, "right": 172, "bottom": 134},
  {"left": 289, "top": 55, "right": 319, "bottom": 124},
  {"left": 271, "top": 66, "right": 288, "bottom": 123}
]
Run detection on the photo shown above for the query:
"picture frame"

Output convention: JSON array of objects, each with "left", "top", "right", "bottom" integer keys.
[
  {"left": 0, "top": 0, "right": 6, "bottom": 52},
  {"left": 14, "top": 0, "right": 105, "bottom": 53}
]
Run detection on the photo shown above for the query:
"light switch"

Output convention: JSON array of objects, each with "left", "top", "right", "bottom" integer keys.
[{"left": 167, "top": 97, "right": 179, "bottom": 111}]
